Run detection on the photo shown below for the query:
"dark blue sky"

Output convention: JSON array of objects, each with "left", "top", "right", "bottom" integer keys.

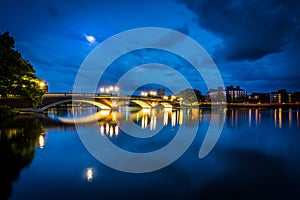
[{"left": 1, "top": 0, "right": 299, "bottom": 94}]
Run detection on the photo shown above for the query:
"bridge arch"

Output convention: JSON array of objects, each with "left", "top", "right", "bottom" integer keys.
[
  {"left": 41, "top": 99, "right": 111, "bottom": 111},
  {"left": 158, "top": 102, "right": 173, "bottom": 108},
  {"left": 130, "top": 100, "right": 152, "bottom": 109}
]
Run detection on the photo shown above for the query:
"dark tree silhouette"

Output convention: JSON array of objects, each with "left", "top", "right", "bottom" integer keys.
[
  {"left": 0, "top": 117, "right": 43, "bottom": 200},
  {"left": 0, "top": 31, "right": 45, "bottom": 107}
]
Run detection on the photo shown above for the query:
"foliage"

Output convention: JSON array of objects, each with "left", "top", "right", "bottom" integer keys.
[
  {"left": 0, "top": 105, "right": 19, "bottom": 118},
  {"left": 0, "top": 32, "right": 45, "bottom": 107},
  {"left": 176, "top": 88, "right": 204, "bottom": 103},
  {"left": 0, "top": 117, "right": 43, "bottom": 199}
]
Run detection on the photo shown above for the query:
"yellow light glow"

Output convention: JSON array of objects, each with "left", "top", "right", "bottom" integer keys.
[
  {"left": 142, "top": 108, "right": 151, "bottom": 114},
  {"left": 106, "top": 123, "right": 110, "bottom": 134},
  {"left": 100, "top": 87, "right": 105, "bottom": 93},
  {"left": 112, "top": 111, "right": 117, "bottom": 121},
  {"left": 39, "top": 134, "right": 45, "bottom": 149},
  {"left": 100, "top": 110, "right": 110, "bottom": 116},
  {"left": 86, "top": 168, "right": 94, "bottom": 182},
  {"left": 109, "top": 86, "right": 114, "bottom": 91},
  {"left": 279, "top": 108, "right": 282, "bottom": 128},
  {"left": 171, "top": 111, "right": 176, "bottom": 127},
  {"left": 289, "top": 108, "right": 292, "bottom": 128},
  {"left": 109, "top": 126, "right": 114, "bottom": 137},
  {"left": 39, "top": 82, "right": 46, "bottom": 87},
  {"left": 164, "top": 110, "right": 169, "bottom": 125},
  {"left": 115, "top": 126, "right": 119, "bottom": 136},
  {"left": 114, "top": 86, "right": 119, "bottom": 92},
  {"left": 100, "top": 125, "right": 104, "bottom": 135}
]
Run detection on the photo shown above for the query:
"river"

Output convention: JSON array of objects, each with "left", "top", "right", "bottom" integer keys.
[{"left": 1, "top": 107, "right": 300, "bottom": 199}]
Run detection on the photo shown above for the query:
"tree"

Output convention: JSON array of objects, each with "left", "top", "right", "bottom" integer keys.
[
  {"left": 176, "top": 88, "right": 204, "bottom": 103},
  {"left": 0, "top": 31, "right": 45, "bottom": 107}
]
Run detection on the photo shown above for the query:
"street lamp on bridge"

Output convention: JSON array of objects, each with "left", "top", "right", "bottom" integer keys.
[{"left": 99, "top": 85, "right": 120, "bottom": 96}]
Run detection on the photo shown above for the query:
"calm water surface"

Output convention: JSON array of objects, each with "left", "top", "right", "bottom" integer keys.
[{"left": 1, "top": 107, "right": 300, "bottom": 199}]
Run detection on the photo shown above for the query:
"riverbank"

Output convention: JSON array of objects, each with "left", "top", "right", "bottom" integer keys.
[
  {"left": 0, "top": 105, "right": 20, "bottom": 118},
  {"left": 182, "top": 102, "right": 300, "bottom": 109}
]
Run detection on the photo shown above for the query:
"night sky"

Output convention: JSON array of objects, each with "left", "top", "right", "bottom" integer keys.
[{"left": 1, "top": 0, "right": 299, "bottom": 94}]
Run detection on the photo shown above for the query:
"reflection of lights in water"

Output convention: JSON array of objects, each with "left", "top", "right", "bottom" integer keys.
[
  {"left": 164, "top": 107, "right": 172, "bottom": 112},
  {"left": 112, "top": 111, "right": 117, "bottom": 122},
  {"left": 125, "top": 107, "right": 129, "bottom": 120},
  {"left": 199, "top": 109, "right": 203, "bottom": 123},
  {"left": 231, "top": 109, "right": 234, "bottom": 127},
  {"left": 109, "top": 126, "right": 114, "bottom": 137},
  {"left": 274, "top": 109, "right": 277, "bottom": 128},
  {"left": 100, "top": 110, "right": 110, "bottom": 116},
  {"left": 192, "top": 109, "right": 198, "bottom": 120},
  {"left": 100, "top": 125, "right": 104, "bottom": 135},
  {"left": 141, "top": 116, "right": 148, "bottom": 129},
  {"left": 106, "top": 123, "right": 109, "bottom": 134},
  {"left": 142, "top": 108, "right": 151, "bottom": 114},
  {"left": 289, "top": 108, "right": 292, "bottom": 128},
  {"left": 255, "top": 109, "right": 259, "bottom": 126},
  {"left": 179, "top": 109, "right": 183, "bottom": 125},
  {"left": 248, "top": 109, "right": 252, "bottom": 127},
  {"left": 279, "top": 108, "right": 282, "bottom": 128},
  {"left": 86, "top": 168, "right": 94, "bottom": 182},
  {"left": 171, "top": 111, "right": 176, "bottom": 127},
  {"left": 115, "top": 126, "right": 119, "bottom": 136},
  {"left": 39, "top": 134, "right": 45, "bottom": 149},
  {"left": 164, "top": 111, "right": 168, "bottom": 126},
  {"left": 297, "top": 110, "right": 299, "bottom": 128},
  {"left": 150, "top": 116, "right": 157, "bottom": 130}
]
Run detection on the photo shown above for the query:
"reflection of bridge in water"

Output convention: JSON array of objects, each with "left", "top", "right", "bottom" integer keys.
[
  {"left": 20, "top": 93, "right": 181, "bottom": 113},
  {"left": 53, "top": 107, "right": 205, "bottom": 137}
]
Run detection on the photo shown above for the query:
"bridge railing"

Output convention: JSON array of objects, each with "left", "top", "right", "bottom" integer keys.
[
  {"left": 44, "top": 93, "right": 106, "bottom": 97},
  {"left": 43, "top": 93, "right": 180, "bottom": 103}
]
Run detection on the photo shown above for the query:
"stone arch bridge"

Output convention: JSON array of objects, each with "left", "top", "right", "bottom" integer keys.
[{"left": 19, "top": 93, "right": 180, "bottom": 113}]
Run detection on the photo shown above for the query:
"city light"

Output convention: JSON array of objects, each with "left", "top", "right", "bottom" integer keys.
[
  {"left": 39, "top": 82, "right": 46, "bottom": 87},
  {"left": 39, "top": 133, "right": 46, "bottom": 149},
  {"left": 141, "top": 91, "right": 157, "bottom": 97},
  {"left": 149, "top": 91, "right": 157, "bottom": 96},
  {"left": 99, "top": 85, "right": 120, "bottom": 95},
  {"left": 86, "top": 168, "right": 94, "bottom": 182},
  {"left": 170, "top": 95, "right": 176, "bottom": 101},
  {"left": 141, "top": 91, "right": 148, "bottom": 97}
]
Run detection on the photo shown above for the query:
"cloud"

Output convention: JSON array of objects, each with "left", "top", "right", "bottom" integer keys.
[{"left": 178, "top": 0, "right": 300, "bottom": 61}]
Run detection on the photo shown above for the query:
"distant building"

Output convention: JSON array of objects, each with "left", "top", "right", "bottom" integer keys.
[
  {"left": 226, "top": 86, "right": 247, "bottom": 102},
  {"left": 248, "top": 92, "right": 270, "bottom": 103},
  {"left": 270, "top": 89, "right": 291, "bottom": 103},
  {"left": 157, "top": 89, "right": 165, "bottom": 97},
  {"left": 270, "top": 92, "right": 279, "bottom": 103},
  {"left": 205, "top": 87, "right": 226, "bottom": 102}
]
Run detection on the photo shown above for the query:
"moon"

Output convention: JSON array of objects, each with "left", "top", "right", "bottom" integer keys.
[{"left": 85, "top": 35, "right": 96, "bottom": 43}]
